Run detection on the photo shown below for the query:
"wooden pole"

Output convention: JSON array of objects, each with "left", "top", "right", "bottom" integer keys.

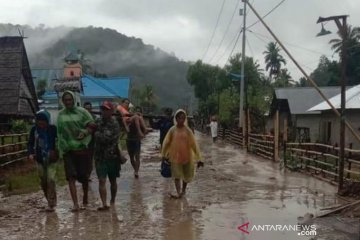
[
  {"left": 284, "top": 118, "right": 288, "bottom": 142},
  {"left": 274, "top": 110, "right": 279, "bottom": 161},
  {"left": 247, "top": 108, "right": 251, "bottom": 150},
  {"left": 242, "top": 110, "right": 246, "bottom": 148}
]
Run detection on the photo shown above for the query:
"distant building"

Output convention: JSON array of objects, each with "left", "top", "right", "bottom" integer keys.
[
  {"left": 33, "top": 49, "right": 130, "bottom": 123},
  {"left": 0, "top": 36, "right": 39, "bottom": 130},
  {"left": 268, "top": 87, "right": 341, "bottom": 142},
  {"left": 308, "top": 84, "right": 360, "bottom": 149}
]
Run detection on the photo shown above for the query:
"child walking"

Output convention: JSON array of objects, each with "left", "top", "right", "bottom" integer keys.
[
  {"left": 28, "top": 110, "right": 58, "bottom": 212},
  {"left": 161, "top": 109, "right": 203, "bottom": 199}
]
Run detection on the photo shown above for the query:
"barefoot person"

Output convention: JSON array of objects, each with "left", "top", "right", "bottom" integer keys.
[
  {"left": 28, "top": 110, "right": 58, "bottom": 212},
  {"left": 161, "top": 109, "right": 203, "bottom": 198},
  {"left": 94, "top": 101, "right": 122, "bottom": 210},
  {"left": 57, "top": 91, "right": 96, "bottom": 212},
  {"left": 208, "top": 115, "right": 218, "bottom": 143},
  {"left": 149, "top": 107, "right": 173, "bottom": 147},
  {"left": 127, "top": 106, "right": 146, "bottom": 178}
]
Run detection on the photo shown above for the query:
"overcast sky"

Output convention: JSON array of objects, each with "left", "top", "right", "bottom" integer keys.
[{"left": 1, "top": 0, "right": 360, "bottom": 81}]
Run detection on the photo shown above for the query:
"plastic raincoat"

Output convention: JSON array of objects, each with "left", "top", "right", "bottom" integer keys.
[{"left": 161, "top": 109, "right": 201, "bottom": 182}]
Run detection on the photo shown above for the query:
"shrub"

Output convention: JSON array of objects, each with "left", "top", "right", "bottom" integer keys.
[{"left": 11, "top": 119, "right": 29, "bottom": 133}]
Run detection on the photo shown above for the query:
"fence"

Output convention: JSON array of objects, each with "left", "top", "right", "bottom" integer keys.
[
  {"left": 218, "top": 126, "right": 244, "bottom": 147},
  {"left": 284, "top": 142, "right": 360, "bottom": 181},
  {"left": 248, "top": 133, "right": 275, "bottom": 161},
  {"left": 0, "top": 133, "right": 29, "bottom": 168}
]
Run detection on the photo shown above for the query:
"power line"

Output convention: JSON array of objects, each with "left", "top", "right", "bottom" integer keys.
[
  {"left": 214, "top": 26, "right": 242, "bottom": 64},
  {"left": 246, "top": 35, "right": 254, "bottom": 57},
  {"left": 221, "top": 0, "right": 285, "bottom": 66},
  {"left": 248, "top": 29, "right": 268, "bottom": 44},
  {"left": 201, "top": 0, "right": 227, "bottom": 61},
  {"left": 225, "top": 28, "right": 243, "bottom": 65},
  {"left": 208, "top": 0, "right": 241, "bottom": 64},
  {"left": 248, "top": 29, "right": 330, "bottom": 56},
  {"left": 246, "top": 0, "right": 286, "bottom": 30},
  {"left": 248, "top": 30, "right": 318, "bottom": 77}
]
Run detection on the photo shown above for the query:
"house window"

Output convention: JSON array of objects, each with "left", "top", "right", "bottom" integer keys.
[{"left": 70, "top": 71, "right": 74, "bottom": 76}]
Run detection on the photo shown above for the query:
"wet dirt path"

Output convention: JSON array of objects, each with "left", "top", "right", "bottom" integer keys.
[{"left": 0, "top": 131, "right": 358, "bottom": 240}]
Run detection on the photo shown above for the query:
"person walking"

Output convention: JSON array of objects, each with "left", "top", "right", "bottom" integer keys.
[
  {"left": 57, "top": 90, "right": 96, "bottom": 212},
  {"left": 161, "top": 109, "right": 203, "bottom": 199},
  {"left": 127, "top": 106, "right": 146, "bottom": 179},
  {"left": 28, "top": 110, "right": 58, "bottom": 212},
  {"left": 94, "top": 101, "right": 122, "bottom": 210},
  {"left": 83, "top": 101, "right": 96, "bottom": 120},
  {"left": 149, "top": 107, "right": 173, "bottom": 147},
  {"left": 208, "top": 116, "right": 218, "bottom": 143}
]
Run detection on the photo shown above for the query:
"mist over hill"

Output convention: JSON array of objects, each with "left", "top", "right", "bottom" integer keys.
[{"left": 0, "top": 24, "right": 194, "bottom": 110}]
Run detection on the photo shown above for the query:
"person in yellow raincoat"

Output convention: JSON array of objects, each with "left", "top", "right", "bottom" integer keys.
[{"left": 161, "top": 109, "right": 203, "bottom": 198}]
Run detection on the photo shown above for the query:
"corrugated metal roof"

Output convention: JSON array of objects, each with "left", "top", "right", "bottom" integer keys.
[
  {"left": 42, "top": 75, "right": 130, "bottom": 99},
  {"left": 308, "top": 84, "right": 360, "bottom": 111},
  {"left": 81, "top": 75, "right": 129, "bottom": 98},
  {"left": 275, "top": 87, "right": 341, "bottom": 114}
]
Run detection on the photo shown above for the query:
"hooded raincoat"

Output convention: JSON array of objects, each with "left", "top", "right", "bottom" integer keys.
[
  {"left": 161, "top": 109, "right": 201, "bottom": 182},
  {"left": 27, "top": 109, "right": 58, "bottom": 208},
  {"left": 57, "top": 91, "right": 95, "bottom": 159}
]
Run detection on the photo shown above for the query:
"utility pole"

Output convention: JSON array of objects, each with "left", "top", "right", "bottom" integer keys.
[
  {"left": 239, "top": 0, "right": 247, "bottom": 129},
  {"left": 317, "top": 15, "right": 348, "bottom": 193}
]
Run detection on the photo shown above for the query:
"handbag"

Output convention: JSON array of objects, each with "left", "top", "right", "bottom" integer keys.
[{"left": 160, "top": 159, "right": 171, "bottom": 178}]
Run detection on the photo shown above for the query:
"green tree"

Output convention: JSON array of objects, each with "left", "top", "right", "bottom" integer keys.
[
  {"left": 218, "top": 88, "right": 239, "bottom": 126},
  {"left": 329, "top": 25, "right": 360, "bottom": 85},
  {"left": 296, "top": 77, "right": 309, "bottom": 87},
  {"left": 273, "top": 69, "right": 295, "bottom": 88},
  {"left": 187, "top": 60, "right": 228, "bottom": 101},
  {"left": 36, "top": 79, "right": 47, "bottom": 99},
  {"left": 139, "top": 84, "right": 157, "bottom": 113},
  {"left": 224, "top": 54, "right": 271, "bottom": 130},
  {"left": 329, "top": 25, "right": 360, "bottom": 54},
  {"left": 263, "top": 42, "right": 286, "bottom": 79},
  {"left": 310, "top": 55, "right": 340, "bottom": 86},
  {"left": 131, "top": 87, "right": 141, "bottom": 106}
]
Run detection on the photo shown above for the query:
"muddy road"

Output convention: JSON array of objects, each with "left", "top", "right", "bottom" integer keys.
[{"left": 0, "top": 131, "right": 358, "bottom": 240}]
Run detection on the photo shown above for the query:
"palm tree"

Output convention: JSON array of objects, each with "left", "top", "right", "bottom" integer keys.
[
  {"left": 329, "top": 25, "right": 360, "bottom": 85},
  {"left": 329, "top": 25, "right": 360, "bottom": 54},
  {"left": 273, "top": 69, "right": 295, "bottom": 87},
  {"left": 263, "top": 42, "right": 286, "bottom": 79}
]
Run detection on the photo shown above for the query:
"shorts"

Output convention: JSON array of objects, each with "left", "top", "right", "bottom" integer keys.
[
  {"left": 171, "top": 160, "right": 195, "bottom": 183},
  {"left": 126, "top": 139, "right": 141, "bottom": 157},
  {"left": 95, "top": 159, "right": 120, "bottom": 179},
  {"left": 64, "top": 149, "right": 93, "bottom": 183}
]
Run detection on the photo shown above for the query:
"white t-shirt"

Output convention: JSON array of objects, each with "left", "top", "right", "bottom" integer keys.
[{"left": 209, "top": 121, "right": 218, "bottom": 138}]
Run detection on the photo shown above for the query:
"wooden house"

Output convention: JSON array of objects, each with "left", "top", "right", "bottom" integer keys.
[{"left": 0, "top": 36, "right": 38, "bottom": 130}]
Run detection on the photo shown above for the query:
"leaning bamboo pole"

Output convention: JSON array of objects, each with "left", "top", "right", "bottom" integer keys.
[{"left": 245, "top": 0, "right": 360, "bottom": 144}]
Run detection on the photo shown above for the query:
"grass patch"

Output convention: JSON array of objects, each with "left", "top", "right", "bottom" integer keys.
[
  {"left": 5, "top": 169, "right": 40, "bottom": 194},
  {"left": 4, "top": 162, "right": 67, "bottom": 195}
]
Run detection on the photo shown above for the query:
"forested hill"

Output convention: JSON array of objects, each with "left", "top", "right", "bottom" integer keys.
[{"left": 0, "top": 24, "right": 193, "bottom": 109}]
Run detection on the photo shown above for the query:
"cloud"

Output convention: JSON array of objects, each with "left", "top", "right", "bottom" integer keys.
[{"left": 0, "top": 0, "right": 359, "bottom": 81}]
